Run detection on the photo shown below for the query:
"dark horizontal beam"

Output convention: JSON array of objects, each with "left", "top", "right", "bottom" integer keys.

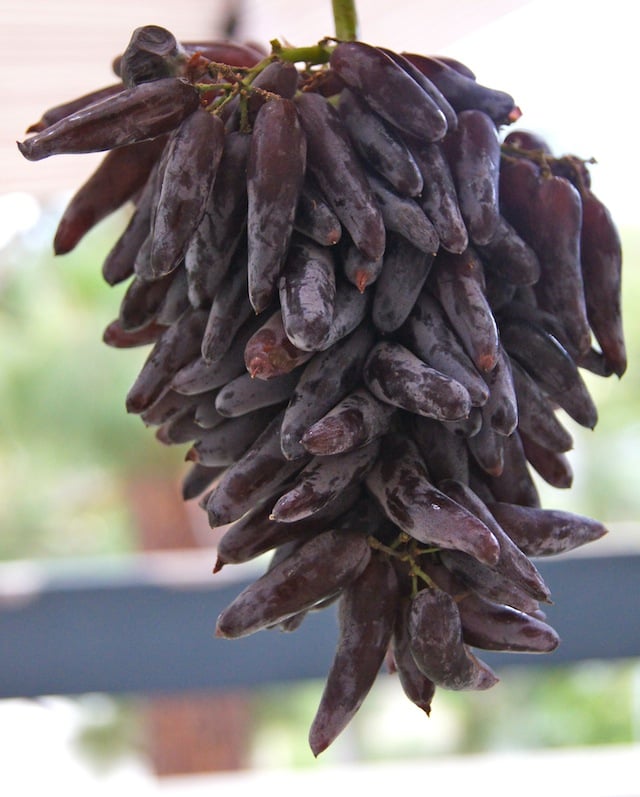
[{"left": 0, "top": 551, "right": 638, "bottom": 699}]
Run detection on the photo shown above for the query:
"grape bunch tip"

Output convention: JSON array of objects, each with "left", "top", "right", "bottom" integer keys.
[{"left": 17, "top": 21, "right": 626, "bottom": 756}]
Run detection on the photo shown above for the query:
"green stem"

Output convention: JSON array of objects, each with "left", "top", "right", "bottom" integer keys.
[
  {"left": 270, "top": 40, "right": 333, "bottom": 65},
  {"left": 332, "top": 0, "right": 359, "bottom": 40}
]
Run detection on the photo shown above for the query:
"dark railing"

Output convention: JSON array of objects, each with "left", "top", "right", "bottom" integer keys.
[{"left": 1, "top": 549, "right": 639, "bottom": 699}]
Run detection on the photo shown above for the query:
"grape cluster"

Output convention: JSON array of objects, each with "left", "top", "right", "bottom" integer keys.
[{"left": 18, "top": 25, "right": 625, "bottom": 756}]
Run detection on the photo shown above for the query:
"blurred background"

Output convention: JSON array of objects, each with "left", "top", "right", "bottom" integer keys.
[{"left": 1, "top": 0, "right": 639, "bottom": 794}]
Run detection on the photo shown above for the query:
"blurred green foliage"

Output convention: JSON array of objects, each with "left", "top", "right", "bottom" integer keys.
[{"left": 0, "top": 204, "right": 185, "bottom": 560}]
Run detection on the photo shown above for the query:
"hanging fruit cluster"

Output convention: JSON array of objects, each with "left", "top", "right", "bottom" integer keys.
[{"left": 17, "top": 16, "right": 625, "bottom": 756}]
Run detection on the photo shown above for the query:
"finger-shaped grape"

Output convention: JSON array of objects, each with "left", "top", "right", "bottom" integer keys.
[
  {"left": 500, "top": 316, "right": 597, "bottom": 429},
  {"left": 408, "top": 587, "right": 499, "bottom": 690},
  {"left": 270, "top": 440, "right": 380, "bottom": 523},
  {"left": 247, "top": 97, "right": 307, "bottom": 312},
  {"left": 18, "top": 78, "right": 200, "bottom": 160},
  {"left": 125, "top": 308, "right": 208, "bottom": 413},
  {"left": 445, "top": 109, "right": 501, "bottom": 245},
  {"left": 171, "top": 314, "right": 263, "bottom": 395},
  {"left": 214, "top": 369, "right": 300, "bottom": 418},
  {"left": 391, "top": 597, "right": 436, "bottom": 715},
  {"left": 301, "top": 387, "right": 395, "bottom": 456},
  {"left": 365, "top": 171, "right": 439, "bottom": 255},
  {"left": 156, "top": 409, "right": 202, "bottom": 446},
  {"left": 330, "top": 42, "right": 447, "bottom": 142},
  {"left": 201, "top": 250, "right": 254, "bottom": 363},
  {"left": 399, "top": 292, "right": 489, "bottom": 407},
  {"left": 150, "top": 108, "right": 225, "bottom": 278},
  {"left": 341, "top": 238, "right": 384, "bottom": 293},
  {"left": 26, "top": 83, "right": 124, "bottom": 133},
  {"left": 364, "top": 433, "right": 500, "bottom": 564},
  {"left": 509, "top": 357, "right": 574, "bottom": 453},
  {"left": 372, "top": 234, "right": 435, "bottom": 333},
  {"left": 429, "top": 248, "right": 499, "bottom": 373},
  {"left": 580, "top": 188, "right": 626, "bottom": 376},
  {"left": 294, "top": 178, "right": 342, "bottom": 246},
  {"left": 438, "top": 479, "right": 551, "bottom": 603},
  {"left": 204, "top": 409, "right": 309, "bottom": 527},
  {"left": 243, "top": 308, "right": 314, "bottom": 380},
  {"left": 458, "top": 593, "right": 560, "bottom": 653},
  {"left": 118, "top": 270, "right": 176, "bottom": 332},
  {"left": 102, "top": 318, "right": 165, "bottom": 348},
  {"left": 482, "top": 430, "right": 540, "bottom": 508},
  {"left": 318, "top": 275, "right": 370, "bottom": 351},
  {"left": 215, "top": 528, "right": 372, "bottom": 639},
  {"left": 486, "top": 502, "right": 608, "bottom": 557},
  {"left": 295, "top": 91, "right": 386, "bottom": 261},
  {"left": 280, "top": 322, "right": 376, "bottom": 460},
  {"left": 380, "top": 48, "right": 458, "bottom": 132},
  {"left": 532, "top": 175, "right": 591, "bottom": 357},
  {"left": 401, "top": 52, "right": 519, "bottom": 125},
  {"left": 215, "top": 485, "right": 361, "bottom": 567},
  {"left": 500, "top": 162, "right": 591, "bottom": 357},
  {"left": 338, "top": 87, "right": 424, "bottom": 197},
  {"left": 184, "top": 130, "right": 251, "bottom": 308},
  {"left": 438, "top": 547, "right": 541, "bottom": 616},
  {"left": 155, "top": 267, "right": 190, "bottom": 326},
  {"left": 139, "top": 387, "right": 203, "bottom": 428},
  {"left": 364, "top": 340, "right": 472, "bottom": 421},
  {"left": 54, "top": 137, "right": 166, "bottom": 255},
  {"left": 279, "top": 238, "right": 336, "bottom": 351},
  {"left": 182, "top": 463, "right": 226, "bottom": 501},
  {"left": 309, "top": 550, "right": 398, "bottom": 756},
  {"left": 186, "top": 406, "right": 280, "bottom": 466},
  {"left": 101, "top": 158, "right": 163, "bottom": 285},
  {"left": 404, "top": 139, "right": 468, "bottom": 254},
  {"left": 480, "top": 345, "right": 518, "bottom": 436},
  {"left": 520, "top": 432, "right": 574, "bottom": 489}
]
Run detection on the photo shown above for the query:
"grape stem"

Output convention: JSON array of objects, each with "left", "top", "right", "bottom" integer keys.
[
  {"left": 270, "top": 39, "right": 333, "bottom": 65},
  {"left": 367, "top": 534, "right": 438, "bottom": 594},
  {"left": 332, "top": 0, "right": 359, "bottom": 41}
]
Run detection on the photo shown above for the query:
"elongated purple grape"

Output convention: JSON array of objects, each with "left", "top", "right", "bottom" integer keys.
[
  {"left": 445, "top": 109, "right": 501, "bottom": 245},
  {"left": 309, "top": 551, "right": 398, "bottom": 756},
  {"left": 18, "top": 78, "right": 200, "bottom": 160},
  {"left": 215, "top": 528, "right": 372, "bottom": 638},
  {"left": 338, "top": 87, "right": 424, "bottom": 197},
  {"left": 364, "top": 340, "right": 472, "bottom": 421},
  {"left": 54, "top": 137, "right": 166, "bottom": 255},
  {"left": 364, "top": 433, "right": 500, "bottom": 564},
  {"left": 247, "top": 97, "right": 307, "bottom": 313},
  {"left": 330, "top": 42, "right": 447, "bottom": 142},
  {"left": 301, "top": 387, "right": 395, "bottom": 456},
  {"left": 149, "top": 108, "right": 225, "bottom": 277},
  {"left": 278, "top": 237, "right": 336, "bottom": 351},
  {"left": 401, "top": 52, "right": 520, "bottom": 125},
  {"left": 408, "top": 587, "right": 499, "bottom": 690},
  {"left": 295, "top": 91, "right": 386, "bottom": 263}
]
